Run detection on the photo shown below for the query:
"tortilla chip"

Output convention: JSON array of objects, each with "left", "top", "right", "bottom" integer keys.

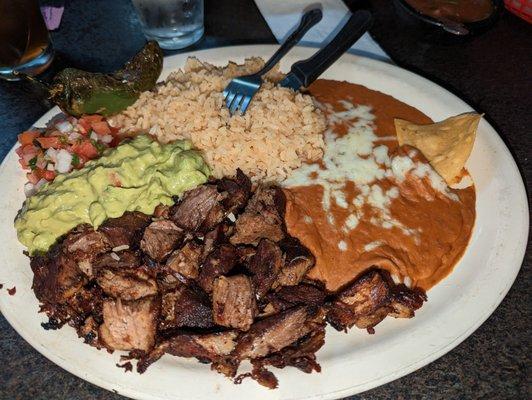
[{"left": 395, "top": 113, "right": 481, "bottom": 185}]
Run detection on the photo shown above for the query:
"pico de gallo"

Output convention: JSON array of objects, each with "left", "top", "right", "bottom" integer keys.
[{"left": 16, "top": 114, "right": 122, "bottom": 196}]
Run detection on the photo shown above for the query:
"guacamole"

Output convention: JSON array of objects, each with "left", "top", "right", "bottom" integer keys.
[{"left": 15, "top": 135, "right": 210, "bottom": 254}]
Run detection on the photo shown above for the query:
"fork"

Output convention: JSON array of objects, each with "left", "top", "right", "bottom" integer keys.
[
  {"left": 279, "top": 10, "right": 373, "bottom": 90},
  {"left": 223, "top": 8, "right": 322, "bottom": 115}
]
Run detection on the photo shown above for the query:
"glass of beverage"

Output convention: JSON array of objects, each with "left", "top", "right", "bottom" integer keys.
[
  {"left": 0, "top": 0, "right": 54, "bottom": 81},
  {"left": 132, "top": 0, "right": 204, "bottom": 50}
]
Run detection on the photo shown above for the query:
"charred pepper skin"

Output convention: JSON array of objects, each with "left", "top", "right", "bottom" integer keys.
[{"left": 49, "top": 41, "right": 163, "bottom": 117}]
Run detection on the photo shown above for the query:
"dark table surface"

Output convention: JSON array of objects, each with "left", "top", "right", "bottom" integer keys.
[{"left": 0, "top": 1, "right": 530, "bottom": 399}]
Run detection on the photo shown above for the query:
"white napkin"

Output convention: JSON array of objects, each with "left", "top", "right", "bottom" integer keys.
[{"left": 254, "top": 0, "right": 390, "bottom": 62}]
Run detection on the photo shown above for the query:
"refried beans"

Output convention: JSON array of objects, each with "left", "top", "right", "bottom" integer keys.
[{"left": 283, "top": 80, "right": 475, "bottom": 292}]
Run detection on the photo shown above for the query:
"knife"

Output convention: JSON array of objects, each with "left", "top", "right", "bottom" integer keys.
[{"left": 279, "top": 10, "right": 373, "bottom": 90}]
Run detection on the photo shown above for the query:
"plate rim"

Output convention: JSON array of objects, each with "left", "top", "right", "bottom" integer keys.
[{"left": 0, "top": 44, "right": 528, "bottom": 400}]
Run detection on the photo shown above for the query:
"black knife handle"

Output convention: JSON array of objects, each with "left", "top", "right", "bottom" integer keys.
[
  {"left": 286, "top": 10, "right": 373, "bottom": 87},
  {"left": 257, "top": 8, "right": 323, "bottom": 76}
]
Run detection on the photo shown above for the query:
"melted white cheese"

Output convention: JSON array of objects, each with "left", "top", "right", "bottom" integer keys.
[
  {"left": 364, "top": 240, "right": 383, "bottom": 252},
  {"left": 284, "top": 100, "right": 457, "bottom": 238}
]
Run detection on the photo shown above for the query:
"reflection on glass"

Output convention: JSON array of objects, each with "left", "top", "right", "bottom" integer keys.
[
  {"left": 0, "top": 0, "right": 54, "bottom": 80},
  {"left": 132, "top": 0, "right": 204, "bottom": 50}
]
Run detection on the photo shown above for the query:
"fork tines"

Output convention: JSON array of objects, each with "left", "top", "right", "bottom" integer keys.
[{"left": 223, "top": 76, "right": 260, "bottom": 115}]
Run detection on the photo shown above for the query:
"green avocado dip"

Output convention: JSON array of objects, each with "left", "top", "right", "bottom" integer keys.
[{"left": 15, "top": 135, "right": 210, "bottom": 255}]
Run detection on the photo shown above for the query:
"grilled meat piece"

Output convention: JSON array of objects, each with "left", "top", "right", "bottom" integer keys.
[
  {"left": 230, "top": 186, "right": 286, "bottom": 245},
  {"left": 247, "top": 239, "right": 283, "bottom": 299},
  {"left": 138, "top": 331, "right": 238, "bottom": 373},
  {"left": 64, "top": 225, "right": 111, "bottom": 255},
  {"left": 62, "top": 225, "right": 112, "bottom": 277},
  {"left": 99, "top": 211, "right": 151, "bottom": 248},
  {"left": 171, "top": 185, "right": 225, "bottom": 232},
  {"left": 159, "top": 284, "right": 215, "bottom": 330},
  {"left": 261, "top": 284, "right": 326, "bottom": 316},
  {"left": 240, "top": 327, "right": 326, "bottom": 388},
  {"left": 99, "top": 296, "right": 159, "bottom": 351},
  {"left": 258, "top": 328, "right": 325, "bottom": 374},
  {"left": 166, "top": 241, "right": 202, "bottom": 280},
  {"left": 153, "top": 204, "right": 171, "bottom": 219},
  {"left": 217, "top": 169, "right": 252, "bottom": 214},
  {"left": 156, "top": 272, "right": 182, "bottom": 292},
  {"left": 274, "top": 237, "right": 315, "bottom": 288},
  {"left": 212, "top": 275, "right": 257, "bottom": 331},
  {"left": 389, "top": 284, "right": 427, "bottom": 318},
  {"left": 198, "top": 244, "right": 238, "bottom": 293},
  {"left": 66, "top": 284, "right": 104, "bottom": 320},
  {"left": 235, "top": 364, "right": 279, "bottom": 389},
  {"left": 327, "top": 269, "right": 390, "bottom": 331},
  {"left": 234, "top": 305, "right": 325, "bottom": 360},
  {"left": 327, "top": 269, "right": 426, "bottom": 331},
  {"left": 236, "top": 245, "right": 256, "bottom": 264},
  {"left": 96, "top": 268, "right": 157, "bottom": 301},
  {"left": 202, "top": 223, "right": 233, "bottom": 258},
  {"left": 93, "top": 251, "right": 142, "bottom": 271},
  {"left": 78, "top": 316, "right": 100, "bottom": 346},
  {"left": 40, "top": 284, "right": 105, "bottom": 332},
  {"left": 31, "top": 245, "right": 87, "bottom": 304},
  {"left": 140, "top": 220, "right": 183, "bottom": 261}
]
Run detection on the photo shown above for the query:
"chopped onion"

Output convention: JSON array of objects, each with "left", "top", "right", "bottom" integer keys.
[
  {"left": 55, "top": 149, "right": 73, "bottom": 173},
  {"left": 101, "top": 134, "right": 113, "bottom": 144},
  {"left": 24, "top": 182, "right": 35, "bottom": 197},
  {"left": 110, "top": 252, "right": 120, "bottom": 261},
  {"left": 35, "top": 178, "right": 48, "bottom": 190},
  {"left": 46, "top": 163, "right": 55, "bottom": 171},
  {"left": 45, "top": 148, "right": 58, "bottom": 162},
  {"left": 90, "top": 131, "right": 98, "bottom": 141},
  {"left": 68, "top": 131, "right": 81, "bottom": 141},
  {"left": 55, "top": 120, "right": 73, "bottom": 133}
]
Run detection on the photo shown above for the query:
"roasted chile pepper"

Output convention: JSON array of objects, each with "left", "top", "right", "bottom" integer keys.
[{"left": 48, "top": 41, "right": 163, "bottom": 117}]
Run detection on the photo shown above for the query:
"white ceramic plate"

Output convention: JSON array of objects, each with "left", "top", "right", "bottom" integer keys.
[{"left": 0, "top": 45, "right": 528, "bottom": 400}]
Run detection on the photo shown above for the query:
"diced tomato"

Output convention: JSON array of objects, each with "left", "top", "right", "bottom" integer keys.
[
  {"left": 18, "top": 158, "right": 28, "bottom": 169},
  {"left": 79, "top": 154, "right": 91, "bottom": 166},
  {"left": 109, "top": 172, "right": 122, "bottom": 187},
  {"left": 42, "top": 169, "right": 56, "bottom": 181},
  {"left": 77, "top": 118, "right": 91, "bottom": 135},
  {"left": 18, "top": 131, "right": 40, "bottom": 146},
  {"left": 27, "top": 168, "right": 56, "bottom": 184},
  {"left": 71, "top": 139, "right": 99, "bottom": 159},
  {"left": 110, "top": 136, "right": 121, "bottom": 147},
  {"left": 16, "top": 144, "right": 40, "bottom": 169},
  {"left": 16, "top": 144, "right": 36, "bottom": 157},
  {"left": 26, "top": 171, "right": 40, "bottom": 184},
  {"left": 81, "top": 115, "right": 104, "bottom": 123},
  {"left": 91, "top": 121, "right": 112, "bottom": 135},
  {"left": 20, "top": 153, "right": 36, "bottom": 167},
  {"left": 36, "top": 136, "right": 62, "bottom": 149}
]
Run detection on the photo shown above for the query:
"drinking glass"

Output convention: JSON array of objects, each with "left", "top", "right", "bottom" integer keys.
[
  {"left": 0, "top": 0, "right": 54, "bottom": 80},
  {"left": 132, "top": 0, "right": 204, "bottom": 50}
]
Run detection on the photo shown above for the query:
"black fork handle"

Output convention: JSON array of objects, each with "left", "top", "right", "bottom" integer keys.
[
  {"left": 286, "top": 10, "right": 373, "bottom": 87},
  {"left": 257, "top": 8, "right": 323, "bottom": 76}
]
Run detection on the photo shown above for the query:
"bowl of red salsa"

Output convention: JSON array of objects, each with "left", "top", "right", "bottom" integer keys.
[{"left": 394, "top": 0, "right": 502, "bottom": 37}]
